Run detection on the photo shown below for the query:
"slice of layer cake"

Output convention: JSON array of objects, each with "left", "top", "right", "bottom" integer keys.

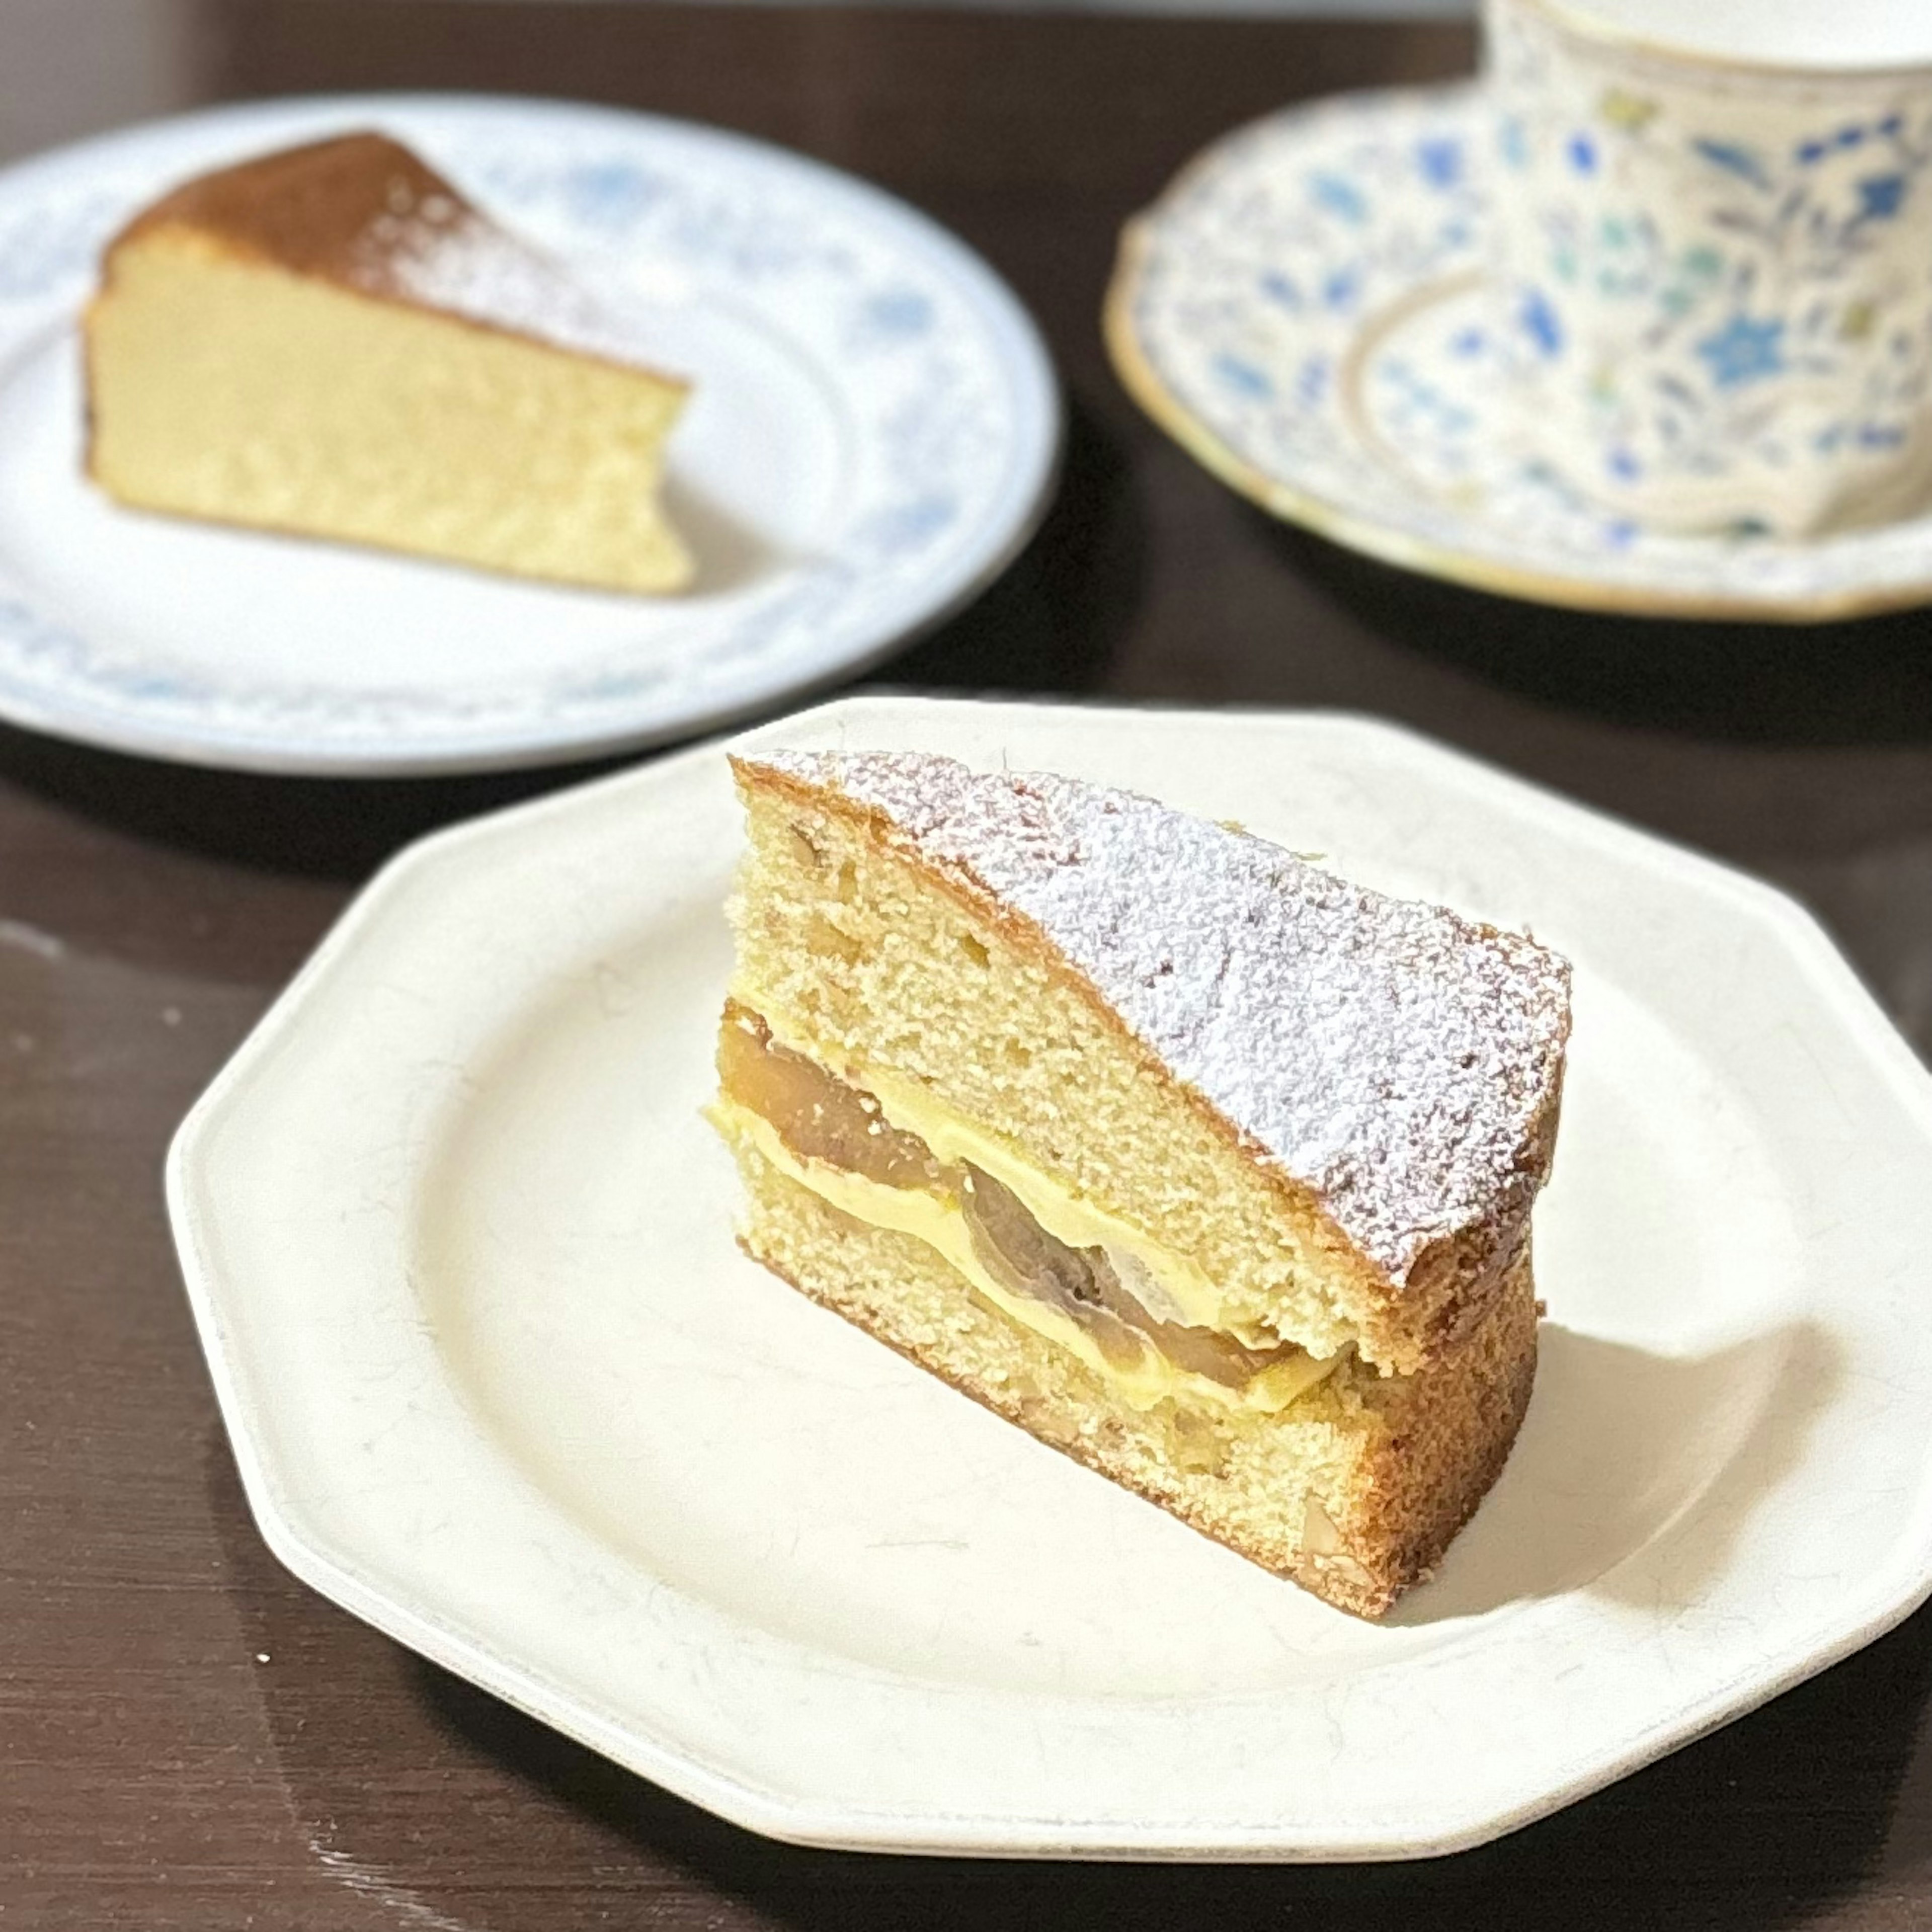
[
  {"left": 711, "top": 750, "right": 1572, "bottom": 1617},
  {"left": 84, "top": 131, "right": 693, "bottom": 593}
]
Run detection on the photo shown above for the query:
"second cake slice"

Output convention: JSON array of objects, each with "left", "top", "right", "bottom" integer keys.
[{"left": 85, "top": 131, "right": 693, "bottom": 593}]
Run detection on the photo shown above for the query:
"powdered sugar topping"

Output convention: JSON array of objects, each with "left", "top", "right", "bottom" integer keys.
[
  {"left": 351, "top": 187, "right": 676, "bottom": 372},
  {"left": 757, "top": 749, "right": 1571, "bottom": 1282}
]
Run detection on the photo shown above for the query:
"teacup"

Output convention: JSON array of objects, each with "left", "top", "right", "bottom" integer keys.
[{"left": 1483, "top": 0, "right": 1932, "bottom": 537}]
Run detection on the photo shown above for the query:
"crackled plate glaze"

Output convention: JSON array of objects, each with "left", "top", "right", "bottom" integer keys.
[
  {"left": 169, "top": 694, "right": 1932, "bottom": 1858},
  {"left": 0, "top": 96, "right": 1058, "bottom": 772},
  {"left": 1107, "top": 84, "right": 1932, "bottom": 620}
]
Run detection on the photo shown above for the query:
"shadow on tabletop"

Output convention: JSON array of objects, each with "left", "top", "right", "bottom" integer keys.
[
  {"left": 205, "top": 1309, "right": 1910, "bottom": 1932},
  {"left": 0, "top": 401, "right": 1137, "bottom": 882},
  {"left": 1258, "top": 516, "right": 1932, "bottom": 747}
]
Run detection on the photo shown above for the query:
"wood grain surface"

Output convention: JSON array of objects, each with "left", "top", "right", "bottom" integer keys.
[{"left": 5, "top": 5, "right": 1932, "bottom": 1925}]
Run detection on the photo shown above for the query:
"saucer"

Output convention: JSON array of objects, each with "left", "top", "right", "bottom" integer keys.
[
  {"left": 0, "top": 95, "right": 1058, "bottom": 774},
  {"left": 1106, "top": 84, "right": 1932, "bottom": 622}
]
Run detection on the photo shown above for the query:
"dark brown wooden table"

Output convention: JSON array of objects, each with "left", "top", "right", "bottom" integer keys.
[{"left": 8, "top": 5, "right": 1932, "bottom": 1925}]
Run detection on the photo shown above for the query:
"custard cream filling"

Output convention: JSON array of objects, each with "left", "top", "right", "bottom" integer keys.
[
  {"left": 760, "top": 1010, "right": 1290, "bottom": 1342},
  {"left": 715, "top": 1063, "right": 1345, "bottom": 1417}
]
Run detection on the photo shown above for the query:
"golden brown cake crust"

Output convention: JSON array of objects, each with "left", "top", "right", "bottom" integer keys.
[
  {"left": 1338, "top": 1257, "right": 1541, "bottom": 1612},
  {"left": 109, "top": 132, "right": 463, "bottom": 287}
]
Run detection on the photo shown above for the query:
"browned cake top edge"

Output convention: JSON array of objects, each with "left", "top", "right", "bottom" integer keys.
[{"left": 103, "top": 130, "right": 689, "bottom": 384}]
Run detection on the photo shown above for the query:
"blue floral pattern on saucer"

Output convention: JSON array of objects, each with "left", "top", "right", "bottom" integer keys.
[
  {"left": 1108, "top": 85, "right": 1932, "bottom": 619},
  {"left": 1485, "top": 0, "right": 1932, "bottom": 538}
]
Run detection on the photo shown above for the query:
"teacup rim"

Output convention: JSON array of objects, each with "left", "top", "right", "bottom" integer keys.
[{"left": 1498, "top": 0, "right": 1932, "bottom": 86}]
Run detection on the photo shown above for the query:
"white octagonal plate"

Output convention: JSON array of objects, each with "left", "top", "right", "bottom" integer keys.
[{"left": 168, "top": 696, "right": 1932, "bottom": 1859}]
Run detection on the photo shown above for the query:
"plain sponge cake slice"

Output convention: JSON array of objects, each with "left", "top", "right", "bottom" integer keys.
[
  {"left": 711, "top": 750, "right": 1571, "bottom": 1616},
  {"left": 84, "top": 131, "right": 692, "bottom": 593}
]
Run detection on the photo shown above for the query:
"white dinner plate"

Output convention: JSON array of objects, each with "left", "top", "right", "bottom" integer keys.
[
  {"left": 0, "top": 97, "right": 1058, "bottom": 773},
  {"left": 168, "top": 695, "right": 1932, "bottom": 1858}
]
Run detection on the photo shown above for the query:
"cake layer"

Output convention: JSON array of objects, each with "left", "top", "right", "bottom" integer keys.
[
  {"left": 729, "top": 1136, "right": 1541, "bottom": 1618},
  {"left": 727, "top": 754, "right": 1567, "bottom": 1373},
  {"left": 710, "top": 1016, "right": 1345, "bottom": 1414},
  {"left": 86, "top": 236, "right": 691, "bottom": 591},
  {"left": 84, "top": 132, "right": 693, "bottom": 592},
  {"left": 106, "top": 132, "right": 692, "bottom": 375}
]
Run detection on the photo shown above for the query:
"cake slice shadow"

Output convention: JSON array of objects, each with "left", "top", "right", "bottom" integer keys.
[
  {"left": 660, "top": 473, "right": 790, "bottom": 595},
  {"left": 1387, "top": 1320, "right": 1839, "bottom": 1624}
]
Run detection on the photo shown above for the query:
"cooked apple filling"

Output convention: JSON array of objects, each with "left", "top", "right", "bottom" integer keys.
[
  {"left": 717, "top": 999, "right": 945, "bottom": 1189},
  {"left": 717, "top": 1001, "right": 1336, "bottom": 1404}
]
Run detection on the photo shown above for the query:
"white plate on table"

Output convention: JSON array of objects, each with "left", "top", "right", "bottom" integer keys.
[
  {"left": 168, "top": 695, "right": 1932, "bottom": 1858},
  {"left": 0, "top": 96, "right": 1059, "bottom": 774}
]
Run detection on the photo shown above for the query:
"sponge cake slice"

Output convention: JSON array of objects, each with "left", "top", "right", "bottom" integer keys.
[{"left": 83, "top": 131, "right": 693, "bottom": 593}]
